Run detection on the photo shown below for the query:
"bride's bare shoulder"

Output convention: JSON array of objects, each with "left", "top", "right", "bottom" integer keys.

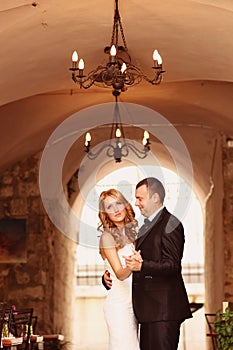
[{"left": 99, "top": 231, "right": 116, "bottom": 248}]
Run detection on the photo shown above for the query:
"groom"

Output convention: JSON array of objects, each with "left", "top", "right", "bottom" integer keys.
[{"left": 103, "top": 177, "right": 192, "bottom": 350}]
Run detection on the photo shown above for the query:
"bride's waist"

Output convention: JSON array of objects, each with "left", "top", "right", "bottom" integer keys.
[
  {"left": 106, "top": 279, "right": 132, "bottom": 302},
  {"left": 110, "top": 274, "right": 132, "bottom": 286}
]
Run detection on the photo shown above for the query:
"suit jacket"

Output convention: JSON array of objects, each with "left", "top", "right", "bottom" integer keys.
[{"left": 132, "top": 207, "right": 192, "bottom": 323}]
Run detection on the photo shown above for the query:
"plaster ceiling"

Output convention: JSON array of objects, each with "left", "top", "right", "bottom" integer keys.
[{"left": 0, "top": 0, "right": 233, "bottom": 183}]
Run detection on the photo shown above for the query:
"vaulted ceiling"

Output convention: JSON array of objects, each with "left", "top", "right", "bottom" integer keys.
[{"left": 0, "top": 0, "right": 233, "bottom": 183}]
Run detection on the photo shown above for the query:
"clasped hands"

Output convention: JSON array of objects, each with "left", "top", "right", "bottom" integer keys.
[
  {"left": 103, "top": 250, "right": 143, "bottom": 289},
  {"left": 123, "top": 249, "right": 143, "bottom": 271}
]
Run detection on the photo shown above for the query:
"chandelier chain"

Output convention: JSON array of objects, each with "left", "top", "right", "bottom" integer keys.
[{"left": 110, "top": 0, "right": 128, "bottom": 53}]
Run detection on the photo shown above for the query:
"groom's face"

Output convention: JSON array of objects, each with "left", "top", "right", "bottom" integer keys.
[
  {"left": 135, "top": 184, "right": 160, "bottom": 218},
  {"left": 135, "top": 184, "right": 152, "bottom": 218}
]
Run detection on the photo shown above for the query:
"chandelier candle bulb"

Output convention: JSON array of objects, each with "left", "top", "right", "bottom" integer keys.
[
  {"left": 85, "top": 132, "right": 91, "bottom": 150},
  {"left": 116, "top": 128, "right": 121, "bottom": 138},
  {"left": 142, "top": 130, "right": 150, "bottom": 149},
  {"left": 142, "top": 138, "right": 147, "bottom": 146},
  {"left": 85, "top": 132, "right": 91, "bottom": 142},
  {"left": 153, "top": 49, "right": 162, "bottom": 66},
  {"left": 78, "top": 58, "right": 85, "bottom": 76},
  {"left": 110, "top": 45, "right": 117, "bottom": 62},
  {"left": 78, "top": 59, "right": 84, "bottom": 70},
  {"left": 121, "top": 63, "right": 127, "bottom": 74},
  {"left": 72, "top": 51, "right": 78, "bottom": 69},
  {"left": 144, "top": 130, "right": 150, "bottom": 140}
]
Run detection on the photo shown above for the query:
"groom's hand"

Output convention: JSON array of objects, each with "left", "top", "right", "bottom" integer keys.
[
  {"left": 124, "top": 251, "right": 143, "bottom": 271},
  {"left": 102, "top": 270, "right": 112, "bottom": 290}
]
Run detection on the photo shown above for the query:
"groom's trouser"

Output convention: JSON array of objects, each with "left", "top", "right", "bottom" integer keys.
[{"left": 140, "top": 320, "right": 182, "bottom": 350}]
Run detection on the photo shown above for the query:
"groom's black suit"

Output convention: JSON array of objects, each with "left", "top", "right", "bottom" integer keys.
[{"left": 133, "top": 207, "right": 192, "bottom": 349}]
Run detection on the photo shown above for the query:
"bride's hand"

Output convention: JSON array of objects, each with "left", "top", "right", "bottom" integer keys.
[
  {"left": 123, "top": 250, "right": 143, "bottom": 271},
  {"left": 131, "top": 249, "right": 143, "bottom": 263},
  {"left": 123, "top": 249, "right": 143, "bottom": 263}
]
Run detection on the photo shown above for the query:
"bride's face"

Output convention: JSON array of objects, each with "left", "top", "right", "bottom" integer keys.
[{"left": 104, "top": 195, "right": 127, "bottom": 227}]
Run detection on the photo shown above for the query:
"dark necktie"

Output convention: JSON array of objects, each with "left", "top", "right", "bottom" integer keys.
[{"left": 137, "top": 218, "right": 151, "bottom": 239}]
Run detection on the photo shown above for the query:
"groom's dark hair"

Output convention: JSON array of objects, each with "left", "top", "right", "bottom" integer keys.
[{"left": 136, "top": 177, "right": 165, "bottom": 203}]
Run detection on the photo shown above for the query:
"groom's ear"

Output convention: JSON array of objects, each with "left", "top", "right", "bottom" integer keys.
[{"left": 151, "top": 193, "right": 160, "bottom": 203}]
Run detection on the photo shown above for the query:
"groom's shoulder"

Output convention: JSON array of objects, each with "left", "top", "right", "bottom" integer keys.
[{"left": 161, "top": 207, "right": 183, "bottom": 231}]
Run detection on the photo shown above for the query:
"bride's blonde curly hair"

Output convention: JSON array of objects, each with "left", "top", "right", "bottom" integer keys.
[{"left": 98, "top": 189, "right": 138, "bottom": 249}]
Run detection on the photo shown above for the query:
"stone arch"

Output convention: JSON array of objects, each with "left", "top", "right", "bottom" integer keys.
[
  {"left": 65, "top": 132, "right": 224, "bottom": 314},
  {"left": 38, "top": 101, "right": 225, "bottom": 343}
]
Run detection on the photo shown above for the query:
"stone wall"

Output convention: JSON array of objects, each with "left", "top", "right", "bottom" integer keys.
[
  {"left": 223, "top": 141, "right": 233, "bottom": 302},
  {"left": 0, "top": 153, "right": 76, "bottom": 343}
]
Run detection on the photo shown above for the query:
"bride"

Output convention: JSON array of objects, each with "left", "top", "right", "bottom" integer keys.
[{"left": 98, "top": 188, "right": 140, "bottom": 350}]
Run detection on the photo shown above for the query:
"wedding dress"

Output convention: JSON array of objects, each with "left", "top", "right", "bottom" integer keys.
[{"left": 103, "top": 243, "right": 140, "bottom": 350}]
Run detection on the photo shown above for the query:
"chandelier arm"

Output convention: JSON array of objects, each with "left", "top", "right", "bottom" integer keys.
[
  {"left": 125, "top": 63, "right": 164, "bottom": 86},
  {"left": 124, "top": 71, "right": 142, "bottom": 87},
  {"left": 123, "top": 64, "right": 145, "bottom": 85},
  {"left": 80, "top": 79, "right": 96, "bottom": 89},
  {"left": 74, "top": 64, "right": 114, "bottom": 89},
  {"left": 72, "top": 71, "right": 99, "bottom": 89},
  {"left": 87, "top": 143, "right": 113, "bottom": 160},
  {"left": 106, "top": 144, "right": 116, "bottom": 158},
  {"left": 142, "top": 70, "right": 164, "bottom": 85},
  {"left": 124, "top": 62, "right": 144, "bottom": 73},
  {"left": 120, "top": 144, "right": 129, "bottom": 157},
  {"left": 124, "top": 142, "right": 149, "bottom": 159}
]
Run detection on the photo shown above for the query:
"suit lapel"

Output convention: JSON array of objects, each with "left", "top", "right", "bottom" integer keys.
[{"left": 136, "top": 208, "right": 165, "bottom": 249}]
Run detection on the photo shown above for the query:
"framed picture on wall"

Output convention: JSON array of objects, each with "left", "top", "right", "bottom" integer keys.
[{"left": 0, "top": 218, "right": 27, "bottom": 263}]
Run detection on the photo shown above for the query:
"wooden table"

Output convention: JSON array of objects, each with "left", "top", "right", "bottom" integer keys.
[
  {"left": 41, "top": 335, "right": 64, "bottom": 341},
  {"left": 1, "top": 337, "right": 23, "bottom": 349},
  {"left": 37, "top": 334, "right": 64, "bottom": 350}
]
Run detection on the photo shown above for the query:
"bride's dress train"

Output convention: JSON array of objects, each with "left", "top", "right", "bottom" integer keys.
[{"left": 103, "top": 243, "right": 140, "bottom": 350}]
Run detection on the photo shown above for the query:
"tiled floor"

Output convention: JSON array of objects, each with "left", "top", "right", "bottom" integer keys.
[
  {"left": 74, "top": 295, "right": 207, "bottom": 350},
  {"left": 178, "top": 307, "right": 206, "bottom": 350}
]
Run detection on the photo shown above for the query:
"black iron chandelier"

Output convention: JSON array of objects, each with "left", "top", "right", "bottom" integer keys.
[
  {"left": 69, "top": 0, "right": 165, "bottom": 94},
  {"left": 84, "top": 92, "right": 150, "bottom": 163}
]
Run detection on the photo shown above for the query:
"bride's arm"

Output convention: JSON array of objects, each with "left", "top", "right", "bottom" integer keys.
[{"left": 100, "top": 232, "right": 132, "bottom": 281}]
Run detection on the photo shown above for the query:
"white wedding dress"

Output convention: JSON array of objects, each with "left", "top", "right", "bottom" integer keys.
[{"left": 103, "top": 243, "right": 140, "bottom": 350}]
